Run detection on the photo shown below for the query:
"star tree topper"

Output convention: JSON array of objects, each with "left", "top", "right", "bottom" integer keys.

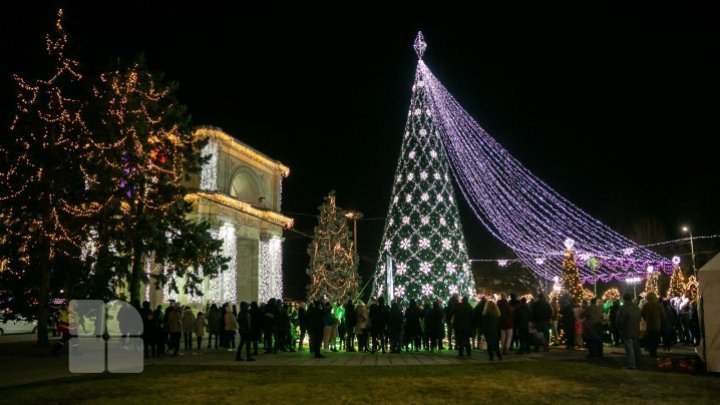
[{"left": 414, "top": 31, "right": 427, "bottom": 59}]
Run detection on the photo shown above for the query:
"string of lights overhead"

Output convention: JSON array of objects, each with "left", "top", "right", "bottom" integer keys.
[
  {"left": 469, "top": 235, "right": 720, "bottom": 265},
  {"left": 410, "top": 32, "right": 675, "bottom": 282}
]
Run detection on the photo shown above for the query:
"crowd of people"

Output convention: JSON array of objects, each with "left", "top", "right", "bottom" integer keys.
[{"left": 52, "top": 289, "right": 701, "bottom": 368}]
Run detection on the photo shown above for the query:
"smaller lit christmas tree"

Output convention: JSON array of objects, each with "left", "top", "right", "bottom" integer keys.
[
  {"left": 561, "top": 249, "right": 584, "bottom": 303},
  {"left": 667, "top": 266, "right": 685, "bottom": 298},
  {"left": 601, "top": 288, "right": 621, "bottom": 302},
  {"left": 306, "top": 191, "right": 360, "bottom": 302},
  {"left": 644, "top": 272, "right": 659, "bottom": 296}
]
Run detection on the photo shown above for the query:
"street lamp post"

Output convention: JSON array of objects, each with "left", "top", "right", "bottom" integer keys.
[
  {"left": 345, "top": 210, "right": 364, "bottom": 254},
  {"left": 682, "top": 226, "right": 697, "bottom": 277}
]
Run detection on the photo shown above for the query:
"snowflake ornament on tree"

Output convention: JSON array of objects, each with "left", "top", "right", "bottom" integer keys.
[{"left": 421, "top": 283, "right": 434, "bottom": 297}]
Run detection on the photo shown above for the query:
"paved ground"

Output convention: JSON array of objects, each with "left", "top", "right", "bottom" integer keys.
[{"left": 0, "top": 337, "right": 699, "bottom": 388}]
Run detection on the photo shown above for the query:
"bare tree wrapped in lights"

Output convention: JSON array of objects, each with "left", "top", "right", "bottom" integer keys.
[
  {"left": 306, "top": 191, "right": 360, "bottom": 302},
  {"left": 88, "top": 59, "right": 227, "bottom": 303},
  {"left": 371, "top": 33, "right": 475, "bottom": 303},
  {"left": 0, "top": 10, "right": 97, "bottom": 345}
]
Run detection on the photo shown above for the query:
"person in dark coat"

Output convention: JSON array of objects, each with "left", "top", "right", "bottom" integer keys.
[
  {"left": 531, "top": 293, "right": 553, "bottom": 351},
  {"left": 423, "top": 301, "right": 440, "bottom": 351},
  {"left": 277, "top": 301, "right": 290, "bottom": 352},
  {"left": 560, "top": 298, "right": 576, "bottom": 349},
  {"left": 206, "top": 304, "right": 221, "bottom": 349},
  {"left": 641, "top": 292, "right": 663, "bottom": 357},
  {"left": 582, "top": 298, "right": 604, "bottom": 358},
  {"left": 389, "top": 302, "right": 404, "bottom": 353},
  {"left": 483, "top": 300, "right": 502, "bottom": 361},
  {"left": 250, "top": 302, "right": 262, "bottom": 355},
  {"left": 370, "top": 297, "right": 388, "bottom": 353},
  {"left": 235, "top": 302, "right": 255, "bottom": 361},
  {"left": 344, "top": 298, "right": 356, "bottom": 352},
  {"left": 661, "top": 299, "right": 677, "bottom": 352},
  {"left": 472, "top": 297, "right": 486, "bottom": 349},
  {"left": 140, "top": 301, "right": 155, "bottom": 358},
  {"left": 421, "top": 301, "right": 431, "bottom": 350},
  {"left": 263, "top": 299, "right": 276, "bottom": 353},
  {"left": 219, "top": 303, "right": 228, "bottom": 348},
  {"left": 297, "top": 303, "right": 308, "bottom": 351},
  {"left": 514, "top": 298, "right": 531, "bottom": 354},
  {"left": 181, "top": 306, "right": 195, "bottom": 352},
  {"left": 404, "top": 299, "right": 421, "bottom": 352},
  {"left": 453, "top": 296, "right": 473, "bottom": 357},
  {"left": 616, "top": 293, "right": 641, "bottom": 369},
  {"left": 609, "top": 300, "right": 622, "bottom": 346},
  {"left": 153, "top": 305, "right": 166, "bottom": 356},
  {"left": 308, "top": 301, "right": 326, "bottom": 358}
]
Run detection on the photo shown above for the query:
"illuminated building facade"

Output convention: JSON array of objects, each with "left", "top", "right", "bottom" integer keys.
[{"left": 145, "top": 127, "right": 292, "bottom": 307}]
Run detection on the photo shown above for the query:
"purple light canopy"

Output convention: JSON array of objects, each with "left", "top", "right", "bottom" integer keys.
[{"left": 411, "top": 32, "right": 673, "bottom": 283}]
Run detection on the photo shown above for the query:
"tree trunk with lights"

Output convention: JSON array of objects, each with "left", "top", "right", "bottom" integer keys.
[
  {"left": 0, "top": 10, "right": 95, "bottom": 345},
  {"left": 34, "top": 238, "right": 52, "bottom": 346},
  {"left": 129, "top": 198, "right": 145, "bottom": 304}
]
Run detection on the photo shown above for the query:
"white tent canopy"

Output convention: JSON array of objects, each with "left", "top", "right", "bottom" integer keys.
[{"left": 698, "top": 252, "right": 720, "bottom": 372}]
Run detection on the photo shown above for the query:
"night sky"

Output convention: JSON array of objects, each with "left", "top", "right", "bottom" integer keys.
[{"left": 2, "top": 3, "right": 719, "bottom": 298}]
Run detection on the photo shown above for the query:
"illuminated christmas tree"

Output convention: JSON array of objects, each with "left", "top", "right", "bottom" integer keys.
[
  {"left": 371, "top": 33, "right": 475, "bottom": 303},
  {"left": 666, "top": 266, "right": 685, "bottom": 298},
  {"left": 306, "top": 191, "right": 360, "bottom": 302},
  {"left": 644, "top": 272, "right": 659, "bottom": 296},
  {"left": 0, "top": 9, "right": 96, "bottom": 345},
  {"left": 561, "top": 249, "right": 584, "bottom": 303}
]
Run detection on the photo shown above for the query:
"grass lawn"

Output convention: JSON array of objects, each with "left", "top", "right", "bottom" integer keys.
[{"left": 5, "top": 359, "right": 719, "bottom": 404}]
